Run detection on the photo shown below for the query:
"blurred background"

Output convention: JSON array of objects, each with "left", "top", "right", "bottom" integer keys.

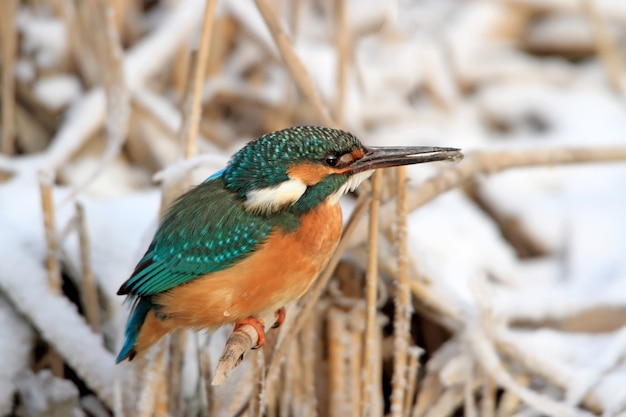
[{"left": 1, "top": 0, "right": 626, "bottom": 416}]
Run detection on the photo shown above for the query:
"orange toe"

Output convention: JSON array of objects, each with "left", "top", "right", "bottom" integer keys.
[
  {"left": 234, "top": 317, "right": 266, "bottom": 348},
  {"left": 273, "top": 307, "right": 286, "bottom": 328}
]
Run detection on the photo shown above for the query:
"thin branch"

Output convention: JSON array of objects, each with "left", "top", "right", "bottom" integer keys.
[
  {"left": 75, "top": 201, "right": 101, "bottom": 333},
  {"left": 361, "top": 170, "right": 382, "bottom": 417},
  {"left": 254, "top": 0, "right": 336, "bottom": 127},
  {"left": 348, "top": 146, "right": 626, "bottom": 248},
  {"left": 212, "top": 323, "right": 265, "bottom": 386},
  {"left": 390, "top": 166, "right": 412, "bottom": 417}
]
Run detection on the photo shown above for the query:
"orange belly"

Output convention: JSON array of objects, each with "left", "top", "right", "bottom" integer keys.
[{"left": 151, "top": 201, "right": 342, "bottom": 330}]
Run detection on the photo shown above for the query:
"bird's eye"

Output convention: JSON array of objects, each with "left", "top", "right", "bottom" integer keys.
[{"left": 325, "top": 154, "right": 339, "bottom": 167}]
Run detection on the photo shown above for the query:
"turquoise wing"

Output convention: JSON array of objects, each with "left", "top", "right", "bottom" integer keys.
[{"left": 117, "top": 177, "right": 274, "bottom": 296}]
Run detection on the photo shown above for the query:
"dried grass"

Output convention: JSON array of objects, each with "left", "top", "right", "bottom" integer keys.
[{"left": 3, "top": 1, "right": 626, "bottom": 416}]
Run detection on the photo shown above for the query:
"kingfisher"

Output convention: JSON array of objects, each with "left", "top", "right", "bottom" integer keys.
[{"left": 116, "top": 126, "right": 461, "bottom": 362}]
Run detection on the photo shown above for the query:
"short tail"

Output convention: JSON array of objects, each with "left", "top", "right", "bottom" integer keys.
[{"left": 116, "top": 298, "right": 153, "bottom": 363}]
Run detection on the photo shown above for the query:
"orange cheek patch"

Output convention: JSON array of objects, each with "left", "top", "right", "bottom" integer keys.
[
  {"left": 351, "top": 149, "right": 364, "bottom": 159},
  {"left": 287, "top": 163, "right": 334, "bottom": 186}
]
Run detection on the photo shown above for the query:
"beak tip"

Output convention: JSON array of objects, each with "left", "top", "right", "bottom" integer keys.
[{"left": 443, "top": 149, "right": 464, "bottom": 164}]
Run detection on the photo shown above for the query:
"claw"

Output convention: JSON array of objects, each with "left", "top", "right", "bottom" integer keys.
[
  {"left": 234, "top": 317, "right": 266, "bottom": 348},
  {"left": 273, "top": 307, "right": 286, "bottom": 328}
]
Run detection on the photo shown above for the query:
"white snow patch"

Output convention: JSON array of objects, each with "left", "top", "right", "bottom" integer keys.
[
  {"left": 0, "top": 297, "right": 34, "bottom": 415},
  {"left": 33, "top": 75, "right": 83, "bottom": 111},
  {"left": 17, "top": 10, "right": 67, "bottom": 68}
]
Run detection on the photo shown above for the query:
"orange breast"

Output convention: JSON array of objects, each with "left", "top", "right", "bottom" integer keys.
[{"left": 153, "top": 201, "right": 343, "bottom": 330}]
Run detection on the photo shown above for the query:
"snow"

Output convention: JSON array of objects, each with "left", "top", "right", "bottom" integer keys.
[
  {"left": 0, "top": 297, "right": 34, "bottom": 415},
  {"left": 33, "top": 75, "right": 83, "bottom": 111},
  {"left": 17, "top": 370, "right": 83, "bottom": 417},
  {"left": 3, "top": 0, "right": 626, "bottom": 415},
  {"left": 17, "top": 10, "right": 67, "bottom": 69}
]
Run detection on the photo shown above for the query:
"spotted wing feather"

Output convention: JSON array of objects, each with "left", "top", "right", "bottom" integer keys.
[{"left": 117, "top": 178, "right": 274, "bottom": 296}]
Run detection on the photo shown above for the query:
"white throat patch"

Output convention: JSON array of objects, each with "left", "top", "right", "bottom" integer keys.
[
  {"left": 244, "top": 178, "right": 307, "bottom": 214},
  {"left": 327, "top": 170, "right": 374, "bottom": 204}
]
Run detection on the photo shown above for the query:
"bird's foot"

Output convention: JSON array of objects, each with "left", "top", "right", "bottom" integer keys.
[
  {"left": 234, "top": 317, "right": 266, "bottom": 349},
  {"left": 272, "top": 307, "right": 286, "bottom": 328}
]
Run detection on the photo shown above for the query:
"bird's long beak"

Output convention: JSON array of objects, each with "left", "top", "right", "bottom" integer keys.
[{"left": 346, "top": 146, "right": 463, "bottom": 174}]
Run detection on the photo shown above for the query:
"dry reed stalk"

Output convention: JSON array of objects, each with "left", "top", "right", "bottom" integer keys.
[
  {"left": 581, "top": 0, "right": 625, "bottom": 93},
  {"left": 167, "top": 331, "right": 188, "bottom": 417},
  {"left": 327, "top": 308, "right": 348, "bottom": 417},
  {"left": 200, "top": 339, "right": 215, "bottom": 416},
  {"left": 177, "top": 0, "right": 218, "bottom": 159},
  {"left": 361, "top": 170, "right": 382, "bottom": 417},
  {"left": 348, "top": 309, "right": 365, "bottom": 416},
  {"left": 62, "top": 0, "right": 130, "bottom": 204},
  {"left": 266, "top": 193, "right": 370, "bottom": 381},
  {"left": 212, "top": 323, "right": 265, "bottom": 385},
  {"left": 137, "top": 343, "right": 168, "bottom": 417},
  {"left": 1, "top": 0, "right": 18, "bottom": 155},
  {"left": 39, "top": 171, "right": 62, "bottom": 293},
  {"left": 464, "top": 361, "right": 478, "bottom": 417},
  {"left": 496, "top": 374, "right": 529, "bottom": 417},
  {"left": 172, "top": 41, "right": 192, "bottom": 98},
  {"left": 426, "top": 386, "right": 465, "bottom": 417},
  {"left": 411, "top": 367, "right": 443, "bottom": 417},
  {"left": 333, "top": 0, "right": 349, "bottom": 125},
  {"left": 73, "top": 2, "right": 102, "bottom": 86},
  {"left": 75, "top": 201, "right": 101, "bottom": 333},
  {"left": 390, "top": 166, "right": 412, "bottom": 417},
  {"left": 285, "top": 337, "right": 301, "bottom": 417},
  {"left": 154, "top": 361, "right": 169, "bottom": 417},
  {"left": 113, "top": 376, "right": 125, "bottom": 417},
  {"left": 481, "top": 372, "right": 496, "bottom": 417},
  {"left": 111, "top": 0, "right": 128, "bottom": 36},
  {"left": 254, "top": 0, "right": 336, "bottom": 127},
  {"left": 350, "top": 146, "right": 626, "bottom": 249},
  {"left": 224, "top": 360, "right": 255, "bottom": 417},
  {"left": 300, "top": 314, "right": 318, "bottom": 417},
  {"left": 130, "top": 93, "right": 178, "bottom": 141},
  {"left": 403, "top": 347, "right": 422, "bottom": 417},
  {"left": 97, "top": 0, "right": 129, "bottom": 141},
  {"left": 288, "top": 0, "right": 303, "bottom": 38},
  {"left": 263, "top": 337, "right": 280, "bottom": 417},
  {"left": 250, "top": 351, "right": 267, "bottom": 417}
]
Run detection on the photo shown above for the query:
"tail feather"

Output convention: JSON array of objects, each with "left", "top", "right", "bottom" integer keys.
[{"left": 117, "top": 297, "right": 152, "bottom": 363}]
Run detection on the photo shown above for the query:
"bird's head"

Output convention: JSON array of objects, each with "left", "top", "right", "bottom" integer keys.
[{"left": 221, "top": 126, "right": 462, "bottom": 215}]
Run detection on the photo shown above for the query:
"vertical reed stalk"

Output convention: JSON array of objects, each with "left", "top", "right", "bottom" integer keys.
[
  {"left": 390, "top": 166, "right": 412, "bottom": 417},
  {"left": 75, "top": 201, "right": 101, "bottom": 333},
  {"left": 361, "top": 170, "right": 382, "bottom": 417}
]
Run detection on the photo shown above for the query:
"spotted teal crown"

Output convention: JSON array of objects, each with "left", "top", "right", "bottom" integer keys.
[{"left": 222, "top": 126, "right": 363, "bottom": 196}]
